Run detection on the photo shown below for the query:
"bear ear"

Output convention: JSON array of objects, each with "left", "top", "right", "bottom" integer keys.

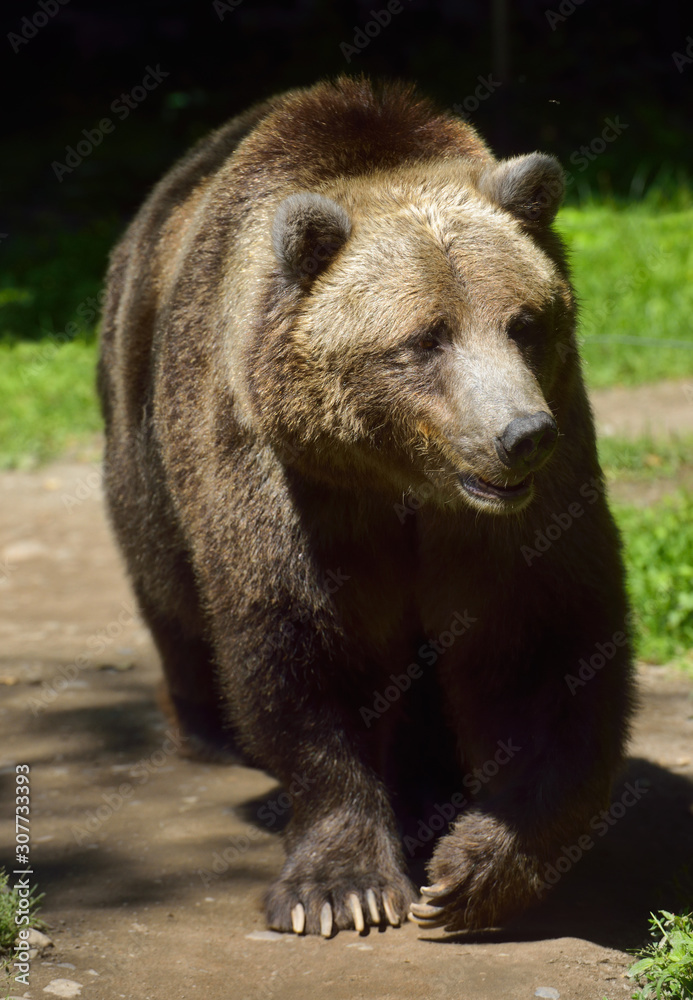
[
  {"left": 479, "top": 153, "right": 565, "bottom": 226},
  {"left": 272, "top": 192, "right": 352, "bottom": 285}
]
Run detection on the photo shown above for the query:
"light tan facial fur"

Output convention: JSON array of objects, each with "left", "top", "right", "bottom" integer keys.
[{"left": 255, "top": 159, "right": 572, "bottom": 512}]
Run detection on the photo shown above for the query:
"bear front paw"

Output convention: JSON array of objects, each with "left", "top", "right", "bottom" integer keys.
[
  {"left": 409, "top": 811, "right": 543, "bottom": 932},
  {"left": 266, "top": 870, "right": 417, "bottom": 937}
]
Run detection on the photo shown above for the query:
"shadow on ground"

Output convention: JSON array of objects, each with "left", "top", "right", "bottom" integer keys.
[{"left": 4, "top": 672, "right": 692, "bottom": 955}]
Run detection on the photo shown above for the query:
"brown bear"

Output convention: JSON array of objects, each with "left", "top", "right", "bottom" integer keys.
[{"left": 97, "top": 76, "right": 634, "bottom": 938}]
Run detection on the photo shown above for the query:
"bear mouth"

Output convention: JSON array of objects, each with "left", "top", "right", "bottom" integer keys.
[{"left": 459, "top": 472, "right": 533, "bottom": 508}]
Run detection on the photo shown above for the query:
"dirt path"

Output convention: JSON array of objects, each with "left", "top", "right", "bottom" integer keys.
[
  {"left": 591, "top": 377, "right": 693, "bottom": 505},
  {"left": 1, "top": 382, "right": 693, "bottom": 1000},
  {"left": 590, "top": 378, "right": 693, "bottom": 440}
]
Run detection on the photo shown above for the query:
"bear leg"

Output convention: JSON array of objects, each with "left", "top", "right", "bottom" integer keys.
[
  {"left": 138, "top": 596, "right": 248, "bottom": 763},
  {"left": 410, "top": 641, "right": 632, "bottom": 931},
  {"left": 265, "top": 800, "right": 418, "bottom": 936},
  {"left": 222, "top": 659, "right": 417, "bottom": 934}
]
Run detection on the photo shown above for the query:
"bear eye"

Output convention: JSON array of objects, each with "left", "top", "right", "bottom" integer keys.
[
  {"left": 413, "top": 322, "right": 447, "bottom": 353},
  {"left": 508, "top": 315, "right": 535, "bottom": 340},
  {"left": 418, "top": 333, "right": 439, "bottom": 351}
]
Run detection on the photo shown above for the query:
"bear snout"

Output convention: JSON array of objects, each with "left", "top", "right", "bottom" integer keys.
[{"left": 494, "top": 411, "right": 558, "bottom": 474}]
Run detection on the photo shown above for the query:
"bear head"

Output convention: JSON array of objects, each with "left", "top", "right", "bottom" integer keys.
[{"left": 252, "top": 152, "right": 576, "bottom": 516}]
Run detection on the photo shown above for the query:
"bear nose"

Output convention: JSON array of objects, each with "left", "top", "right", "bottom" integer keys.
[{"left": 495, "top": 411, "right": 558, "bottom": 472}]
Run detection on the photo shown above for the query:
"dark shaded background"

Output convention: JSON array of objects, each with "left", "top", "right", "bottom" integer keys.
[{"left": 2, "top": 0, "right": 692, "bottom": 338}]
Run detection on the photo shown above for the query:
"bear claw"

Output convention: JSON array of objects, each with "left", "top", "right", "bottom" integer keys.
[
  {"left": 320, "top": 901, "right": 333, "bottom": 937},
  {"left": 365, "top": 888, "right": 380, "bottom": 923},
  {"left": 420, "top": 882, "right": 447, "bottom": 899},
  {"left": 348, "top": 893, "right": 365, "bottom": 932},
  {"left": 382, "top": 891, "right": 400, "bottom": 926},
  {"left": 409, "top": 901, "right": 445, "bottom": 923},
  {"left": 268, "top": 872, "right": 416, "bottom": 935},
  {"left": 291, "top": 903, "right": 305, "bottom": 934}
]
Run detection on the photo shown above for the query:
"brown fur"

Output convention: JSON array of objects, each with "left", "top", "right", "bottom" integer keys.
[{"left": 98, "top": 76, "right": 633, "bottom": 935}]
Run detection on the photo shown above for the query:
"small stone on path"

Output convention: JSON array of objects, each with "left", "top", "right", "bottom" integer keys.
[
  {"left": 43, "top": 980, "right": 83, "bottom": 998},
  {"left": 26, "top": 928, "right": 53, "bottom": 952}
]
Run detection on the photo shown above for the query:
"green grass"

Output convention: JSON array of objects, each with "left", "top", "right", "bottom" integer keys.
[
  {"left": 0, "top": 221, "right": 112, "bottom": 467},
  {"left": 629, "top": 910, "right": 693, "bottom": 999},
  {"left": 599, "top": 435, "right": 693, "bottom": 482},
  {"left": 0, "top": 202, "right": 691, "bottom": 666},
  {"left": 614, "top": 493, "right": 693, "bottom": 667},
  {"left": 556, "top": 206, "right": 693, "bottom": 388},
  {"left": 0, "top": 198, "right": 689, "bottom": 469},
  {"left": 0, "top": 868, "right": 44, "bottom": 955},
  {"left": 4, "top": 198, "right": 693, "bottom": 466},
  {"left": 0, "top": 339, "right": 101, "bottom": 469},
  {"left": 599, "top": 437, "right": 693, "bottom": 668},
  {"left": 0, "top": 221, "right": 118, "bottom": 345}
]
